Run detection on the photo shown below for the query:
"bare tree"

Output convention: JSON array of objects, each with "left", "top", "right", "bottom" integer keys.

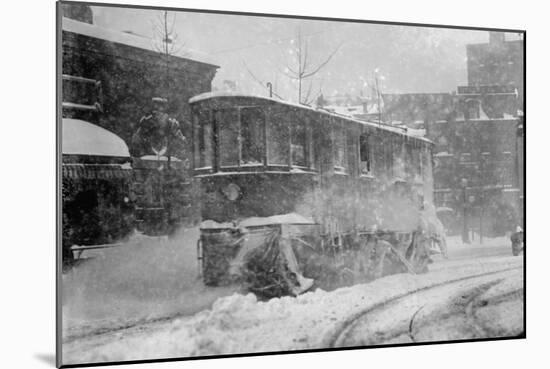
[
  {"left": 152, "top": 11, "right": 185, "bottom": 94},
  {"left": 374, "top": 72, "right": 382, "bottom": 123},
  {"left": 365, "top": 69, "right": 385, "bottom": 124},
  {"left": 281, "top": 28, "right": 342, "bottom": 105}
]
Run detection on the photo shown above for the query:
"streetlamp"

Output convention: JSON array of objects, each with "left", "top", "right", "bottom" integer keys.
[{"left": 461, "top": 178, "right": 470, "bottom": 244}]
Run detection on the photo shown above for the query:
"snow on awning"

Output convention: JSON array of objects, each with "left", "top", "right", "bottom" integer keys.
[
  {"left": 62, "top": 163, "right": 132, "bottom": 180},
  {"left": 62, "top": 118, "right": 130, "bottom": 158}
]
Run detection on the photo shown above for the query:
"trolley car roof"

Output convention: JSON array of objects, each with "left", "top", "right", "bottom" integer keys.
[{"left": 189, "top": 92, "right": 433, "bottom": 145}]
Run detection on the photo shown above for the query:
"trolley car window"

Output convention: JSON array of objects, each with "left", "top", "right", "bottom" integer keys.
[
  {"left": 359, "top": 134, "right": 372, "bottom": 173},
  {"left": 413, "top": 146, "right": 421, "bottom": 177},
  {"left": 379, "top": 134, "right": 393, "bottom": 177},
  {"left": 267, "top": 108, "right": 290, "bottom": 165},
  {"left": 333, "top": 122, "right": 347, "bottom": 172},
  {"left": 240, "top": 107, "right": 265, "bottom": 165},
  {"left": 290, "top": 110, "right": 307, "bottom": 167},
  {"left": 194, "top": 109, "right": 213, "bottom": 169},
  {"left": 308, "top": 122, "right": 316, "bottom": 169},
  {"left": 393, "top": 138, "right": 406, "bottom": 179},
  {"left": 406, "top": 144, "right": 414, "bottom": 178},
  {"left": 421, "top": 146, "right": 431, "bottom": 181},
  {"left": 216, "top": 109, "right": 239, "bottom": 167},
  {"left": 372, "top": 134, "right": 384, "bottom": 176}
]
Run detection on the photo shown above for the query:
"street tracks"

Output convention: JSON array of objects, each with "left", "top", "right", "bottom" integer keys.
[{"left": 326, "top": 266, "right": 523, "bottom": 348}]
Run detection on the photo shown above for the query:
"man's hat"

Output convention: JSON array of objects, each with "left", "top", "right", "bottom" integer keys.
[{"left": 152, "top": 97, "right": 168, "bottom": 104}]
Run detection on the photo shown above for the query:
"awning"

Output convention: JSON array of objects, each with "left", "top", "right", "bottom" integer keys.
[
  {"left": 62, "top": 118, "right": 130, "bottom": 158},
  {"left": 62, "top": 163, "right": 132, "bottom": 180}
]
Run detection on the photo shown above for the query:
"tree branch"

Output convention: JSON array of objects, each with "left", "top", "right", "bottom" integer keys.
[
  {"left": 301, "top": 43, "right": 342, "bottom": 79},
  {"left": 302, "top": 81, "right": 314, "bottom": 105}
]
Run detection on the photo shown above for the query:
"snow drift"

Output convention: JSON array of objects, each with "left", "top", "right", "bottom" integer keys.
[
  {"left": 62, "top": 227, "right": 236, "bottom": 341},
  {"left": 62, "top": 253, "right": 522, "bottom": 365}
]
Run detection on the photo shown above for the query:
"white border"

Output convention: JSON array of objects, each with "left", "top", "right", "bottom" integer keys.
[{"left": 2, "top": 1, "right": 545, "bottom": 368}]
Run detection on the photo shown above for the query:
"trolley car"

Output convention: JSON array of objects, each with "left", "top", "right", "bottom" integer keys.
[{"left": 190, "top": 92, "right": 436, "bottom": 297}]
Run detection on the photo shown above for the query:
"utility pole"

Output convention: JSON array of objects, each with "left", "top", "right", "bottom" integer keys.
[
  {"left": 375, "top": 74, "right": 381, "bottom": 125},
  {"left": 479, "top": 193, "right": 483, "bottom": 244},
  {"left": 461, "top": 178, "right": 470, "bottom": 244}
]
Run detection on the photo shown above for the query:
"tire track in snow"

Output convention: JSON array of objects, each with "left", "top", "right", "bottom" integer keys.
[
  {"left": 326, "top": 266, "right": 522, "bottom": 347},
  {"left": 408, "top": 280, "right": 503, "bottom": 342}
]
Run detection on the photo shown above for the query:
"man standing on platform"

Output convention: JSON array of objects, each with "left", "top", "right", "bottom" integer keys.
[{"left": 131, "top": 97, "right": 186, "bottom": 163}]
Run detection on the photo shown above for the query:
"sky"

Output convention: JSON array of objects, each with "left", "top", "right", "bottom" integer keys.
[{"left": 91, "top": 5, "right": 521, "bottom": 103}]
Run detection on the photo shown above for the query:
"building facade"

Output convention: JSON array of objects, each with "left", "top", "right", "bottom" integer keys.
[
  {"left": 426, "top": 116, "right": 522, "bottom": 237},
  {"left": 380, "top": 32, "right": 524, "bottom": 238},
  {"left": 61, "top": 6, "right": 220, "bottom": 244},
  {"left": 467, "top": 32, "right": 524, "bottom": 104},
  {"left": 61, "top": 16, "right": 219, "bottom": 155}
]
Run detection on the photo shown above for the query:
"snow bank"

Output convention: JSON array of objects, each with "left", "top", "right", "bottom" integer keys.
[
  {"left": 446, "top": 235, "right": 510, "bottom": 250},
  {"left": 63, "top": 255, "right": 522, "bottom": 365},
  {"left": 62, "top": 227, "right": 236, "bottom": 342}
]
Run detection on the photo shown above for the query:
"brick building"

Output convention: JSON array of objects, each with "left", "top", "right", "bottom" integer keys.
[
  {"left": 61, "top": 10, "right": 219, "bottom": 158},
  {"left": 427, "top": 116, "right": 522, "bottom": 237},
  {"left": 60, "top": 5, "right": 220, "bottom": 242},
  {"left": 467, "top": 32, "right": 524, "bottom": 104},
  {"left": 380, "top": 32, "right": 524, "bottom": 237},
  {"left": 382, "top": 93, "right": 455, "bottom": 128}
]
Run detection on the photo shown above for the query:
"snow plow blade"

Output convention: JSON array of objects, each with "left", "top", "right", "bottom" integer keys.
[
  {"left": 198, "top": 214, "right": 432, "bottom": 298},
  {"left": 198, "top": 214, "right": 319, "bottom": 298}
]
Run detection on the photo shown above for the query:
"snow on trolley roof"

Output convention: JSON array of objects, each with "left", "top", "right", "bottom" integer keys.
[
  {"left": 62, "top": 17, "right": 219, "bottom": 67},
  {"left": 62, "top": 118, "right": 130, "bottom": 158},
  {"left": 189, "top": 92, "right": 433, "bottom": 144},
  {"left": 139, "top": 155, "right": 182, "bottom": 162},
  {"left": 200, "top": 213, "right": 316, "bottom": 229}
]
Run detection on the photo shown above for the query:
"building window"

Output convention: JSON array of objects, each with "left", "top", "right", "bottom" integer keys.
[
  {"left": 359, "top": 133, "right": 372, "bottom": 174},
  {"left": 460, "top": 152, "right": 471, "bottom": 163},
  {"left": 333, "top": 122, "right": 347, "bottom": 172},
  {"left": 290, "top": 110, "right": 307, "bottom": 167},
  {"left": 240, "top": 107, "right": 265, "bottom": 165},
  {"left": 62, "top": 75, "right": 102, "bottom": 111},
  {"left": 465, "top": 100, "right": 481, "bottom": 120},
  {"left": 443, "top": 191, "right": 454, "bottom": 204}
]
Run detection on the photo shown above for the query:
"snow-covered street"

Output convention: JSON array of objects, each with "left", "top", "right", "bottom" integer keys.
[
  {"left": 331, "top": 267, "right": 522, "bottom": 347},
  {"left": 61, "top": 233, "right": 523, "bottom": 366}
]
